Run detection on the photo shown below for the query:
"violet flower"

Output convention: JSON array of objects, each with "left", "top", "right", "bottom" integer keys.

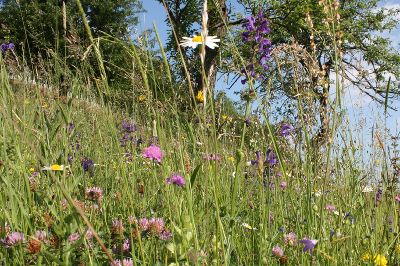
[
  {"left": 266, "top": 149, "right": 278, "bottom": 167},
  {"left": 300, "top": 238, "right": 318, "bottom": 254},
  {"left": 166, "top": 174, "right": 186, "bottom": 187},
  {"left": 280, "top": 123, "right": 295, "bottom": 137}
]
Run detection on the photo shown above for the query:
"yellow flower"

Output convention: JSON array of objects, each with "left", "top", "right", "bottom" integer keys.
[
  {"left": 138, "top": 95, "right": 146, "bottom": 102},
  {"left": 41, "top": 164, "right": 64, "bottom": 171},
  {"left": 227, "top": 156, "right": 235, "bottom": 163},
  {"left": 396, "top": 244, "right": 400, "bottom": 254},
  {"left": 373, "top": 254, "right": 387, "bottom": 266},
  {"left": 29, "top": 167, "right": 35, "bottom": 173},
  {"left": 362, "top": 253, "right": 371, "bottom": 262},
  {"left": 196, "top": 91, "right": 204, "bottom": 103}
]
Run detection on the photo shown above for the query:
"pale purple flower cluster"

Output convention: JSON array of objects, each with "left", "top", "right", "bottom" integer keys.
[
  {"left": 284, "top": 232, "right": 297, "bottom": 246},
  {"left": 241, "top": 10, "right": 272, "bottom": 84},
  {"left": 142, "top": 144, "right": 163, "bottom": 163},
  {"left": 1, "top": 232, "right": 24, "bottom": 247},
  {"left": 112, "top": 219, "right": 125, "bottom": 234},
  {"left": 272, "top": 245, "right": 284, "bottom": 257},
  {"left": 68, "top": 232, "right": 80, "bottom": 243},
  {"left": 203, "top": 154, "right": 221, "bottom": 161},
  {"left": 1, "top": 42, "right": 15, "bottom": 54},
  {"left": 166, "top": 174, "right": 186, "bottom": 187},
  {"left": 85, "top": 187, "right": 103, "bottom": 202},
  {"left": 325, "top": 204, "right": 336, "bottom": 212},
  {"left": 137, "top": 217, "right": 172, "bottom": 240},
  {"left": 35, "top": 230, "right": 47, "bottom": 242},
  {"left": 111, "top": 258, "right": 133, "bottom": 266}
]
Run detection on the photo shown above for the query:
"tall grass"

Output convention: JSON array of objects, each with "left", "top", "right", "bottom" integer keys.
[{"left": 0, "top": 1, "right": 399, "bottom": 266}]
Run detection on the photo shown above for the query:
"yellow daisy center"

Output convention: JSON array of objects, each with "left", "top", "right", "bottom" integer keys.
[
  {"left": 50, "top": 164, "right": 63, "bottom": 171},
  {"left": 192, "top": 36, "right": 203, "bottom": 43}
]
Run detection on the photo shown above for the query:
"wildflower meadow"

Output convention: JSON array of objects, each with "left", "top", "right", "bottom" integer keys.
[{"left": 0, "top": 0, "right": 400, "bottom": 265}]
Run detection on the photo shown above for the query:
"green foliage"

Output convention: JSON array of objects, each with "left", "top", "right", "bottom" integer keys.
[{"left": 0, "top": 0, "right": 143, "bottom": 91}]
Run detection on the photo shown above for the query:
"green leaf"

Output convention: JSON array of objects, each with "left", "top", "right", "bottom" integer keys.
[{"left": 190, "top": 164, "right": 202, "bottom": 186}]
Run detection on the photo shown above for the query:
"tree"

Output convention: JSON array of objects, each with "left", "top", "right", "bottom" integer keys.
[
  {"left": 157, "top": 0, "right": 230, "bottom": 104},
  {"left": 159, "top": 0, "right": 400, "bottom": 143},
  {"left": 0, "top": 0, "right": 143, "bottom": 91}
]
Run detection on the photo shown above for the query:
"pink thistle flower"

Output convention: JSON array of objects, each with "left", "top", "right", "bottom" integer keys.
[
  {"left": 272, "top": 245, "right": 284, "bottom": 257},
  {"left": 85, "top": 187, "right": 103, "bottom": 202},
  {"left": 284, "top": 232, "right": 297, "bottom": 246},
  {"left": 68, "top": 232, "right": 80, "bottom": 243},
  {"left": 325, "top": 204, "right": 336, "bottom": 212},
  {"left": 166, "top": 174, "right": 186, "bottom": 187},
  {"left": 2, "top": 232, "right": 24, "bottom": 247},
  {"left": 142, "top": 144, "right": 163, "bottom": 163},
  {"left": 280, "top": 181, "right": 287, "bottom": 190}
]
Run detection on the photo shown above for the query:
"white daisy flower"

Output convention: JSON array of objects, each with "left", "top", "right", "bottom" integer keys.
[
  {"left": 180, "top": 35, "right": 220, "bottom": 49},
  {"left": 362, "top": 185, "right": 373, "bottom": 193},
  {"left": 242, "top": 223, "right": 257, "bottom": 230}
]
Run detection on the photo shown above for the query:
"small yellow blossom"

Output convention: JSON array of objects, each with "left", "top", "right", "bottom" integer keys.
[
  {"left": 138, "top": 95, "right": 146, "bottom": 102},
  {"left": 362, "top": 253, "right": 388, "bottom": 266},
  {"left": 362, "top": 253, "right": 371, "bottom": 262},
  {"left": 196, "top": 91, "right": 204, "bottom": 103},
  {"left": 396, "top": 244, "right": 400, "bottom": 254},
  {"left": 227, "top": 156, "right": 235, "bottom": 163},
  {"left": 29, "top": 167, "right": 35, "bottom": 173},
  {"left": 373, "top": 254, "right": 387, "bottom": 266}
]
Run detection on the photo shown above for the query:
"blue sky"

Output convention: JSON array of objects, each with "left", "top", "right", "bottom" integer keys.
[{"left": 139, "top": 1, "right": 400, "bottom": 146}]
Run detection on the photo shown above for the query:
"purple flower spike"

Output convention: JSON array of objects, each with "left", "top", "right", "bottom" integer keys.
[
  {"left": 121, "top": 121, "right": 136, "bottom": 133},
  {"left": 82, "top": 158, "right": 94, "bottom": 172},
  {"left": 300, "top": 238, "right": 318, "bottom": 254},
  {"left": 280, "top": 123, "right": 295, "bottom": 137},
  {"left": 1, "top": 43, "right": 7, "bottom": 53},
  {"left": 166, "top": 174, "right": 186, "bottom": 187},
  {"left": 142, "top": 144, "right": 163, "bottom": 163},
  {"left": 8, "top": 43, "right": 15, "bottom": 51},
  {"left": 265, "top": 149, "right": 278, "bottom": 167},
  {"left": 251, "top": 150, "right": 261, "bottom": 165}
]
